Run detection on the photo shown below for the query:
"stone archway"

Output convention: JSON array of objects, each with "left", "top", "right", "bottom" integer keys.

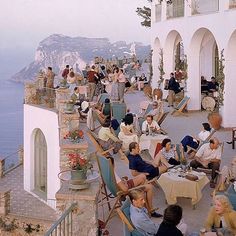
[
  {"left": 187, "top": 28, "right": 219, "bottom": 110},
  {"left": 224, "top": 30, "right": 236, "bottom": 127},
  {"left": 34, "top": 128, "right": 47, "bottom": 199},
  {"left": 152, "top": 37, "right": 161, "bottom": 88}
]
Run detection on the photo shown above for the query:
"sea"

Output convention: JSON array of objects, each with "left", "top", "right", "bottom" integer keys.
[{"left": 0, "top": 77, "right": 24, "bottom": 167}]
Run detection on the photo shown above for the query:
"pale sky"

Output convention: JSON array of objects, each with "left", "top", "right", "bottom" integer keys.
[{"left": 0, "top": 0, "right": 151, "bottom": 50}]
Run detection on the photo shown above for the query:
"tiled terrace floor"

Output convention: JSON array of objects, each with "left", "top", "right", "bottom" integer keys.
[{"left": 0, "top": 165, "right": 57, "bottom": 222}]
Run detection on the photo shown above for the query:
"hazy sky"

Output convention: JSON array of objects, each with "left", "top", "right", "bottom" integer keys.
[{"left": 0, "top": 0, "right": 151, "bottom": 51}]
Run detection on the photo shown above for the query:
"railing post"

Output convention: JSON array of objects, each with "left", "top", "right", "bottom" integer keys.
[
  {"left": 0, "top": 159, "right": 5, "bottom": 178},
  {"left": 0, "top": 190, "right": 11, "bottom": 215},
  {"left": 18, "top": 145, "right": 24, "bottom": 165}
]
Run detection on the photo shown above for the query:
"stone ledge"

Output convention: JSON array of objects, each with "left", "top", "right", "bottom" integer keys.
[
  {"left": 56, "top": 182, "right": 100, "bottom": 201},
  {"left": 60, "top": 142, "right": 88, "bottom": 149}
]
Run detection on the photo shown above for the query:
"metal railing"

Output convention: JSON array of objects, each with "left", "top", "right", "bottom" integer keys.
[
  {"left": 0, "top": 147, "right": 23, "bottom": 177},
  {"left": 45, "top": 203, "right": 77, "bottom": 236},
  {"left": 167, "top": 0, "right": 184, "bottom": 19},
  {"left": 191, "top": 0, "right": 219, "bottom": 15},
  {"left": 229, "top": 0, "right": 236, "bottom": 9}
]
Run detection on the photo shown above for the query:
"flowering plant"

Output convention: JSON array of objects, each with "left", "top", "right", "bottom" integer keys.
[
  {"left": 64, "top": 130, "right": 84, "bottom": 142},
  {"left": 68, "top": 153, "right": 92, "bottom": 170}
]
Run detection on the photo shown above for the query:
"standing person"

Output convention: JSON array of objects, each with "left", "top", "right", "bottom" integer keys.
[
  {"left": 62, "top": 65, "right": 70, "bottom": 80},
  {"left": 168, "top": 73, "right": 177, "bottom": 107},
  {"left": 87, "top": 65, "right": 98, "bottom": 101},
  {"left": 45, "top": 67, "right": 55, "bottom": 96},
  {"left": 118, "top": 68, "right": 126, "bottom": 102},
  {"left": 110, "top": 67, "right": 119, "bottom": 101}
]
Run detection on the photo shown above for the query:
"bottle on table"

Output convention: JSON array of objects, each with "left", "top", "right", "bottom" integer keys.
[{"left": 146, "top": 124, "right": 149, "bottom": 136}]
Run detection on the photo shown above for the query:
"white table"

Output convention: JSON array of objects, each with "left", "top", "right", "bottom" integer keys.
[
  {"left": 157, "top": 170, "right": 209, "bottom": 206},
  {"left": 139, "top": 133, "right": 168, "bottom": 158}
]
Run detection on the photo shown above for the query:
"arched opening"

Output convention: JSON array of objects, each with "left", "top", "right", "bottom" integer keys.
[
  {"left": 34, "top": 129, "right": 47, "bottom": 199},
  {"left": 164, "top": 30, "right": 184, "bottom": 74},
  {"left": 224, "top": 30, "right": 236, "bottom": 126},
  {"left": 152, "top": 37, "right": 161, "bottom": 88},
  {"left": 187, "top": 28, "right": 219, "bottom": 110}
]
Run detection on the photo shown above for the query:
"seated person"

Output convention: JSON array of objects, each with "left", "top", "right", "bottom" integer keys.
[
  {"left": 181, "top": 123, "right": 212, "bottom": 152},
  {"left": 70, "top": 87, "right": 81, "bottom": 106},
  {"left": 102, "top": 98, "right": 111, "bottom": 118},
  {"left": 215, "top": 157, "right": 236, "bottom": 191},
  {"left": 118, "top": 114, "right": 139, "bottom": 151},
  {"left": 127, "top": 142, "right": 167, "bottom": 180},
  {"left": 190, "top": 138, "right": 222, "bottom": 188},
  {"left": 110, "top": 159, "right": 161, "bottom": 218},
  {"left": 142, "top": 115, "right": 160, "bottom": 135},
  {"left": 205, "top": 195, "right": 236, "bottom": 235},
  {"left": 129, "top": 189, "right": 162, "bottom": 236},
  {"left": 98, "top": 120, "right": 125, "bottom": 159},
  {"left": 201, "top": 76, "right": 208, "bottom": 94},
  {"left": 156, "top": 205, "right": 185, "bottom": 236},
  {"left": 208, "top": 76, "right": 219, "bottom": 92},
  {"left": 154, "top": 138, "right": 180, "bottom": 167},
  {"left": 147, "top": 101, "right": 163, "bottom": 118},
  {"left": 130, "top": 189, "right": 187, "bottom": 236}
]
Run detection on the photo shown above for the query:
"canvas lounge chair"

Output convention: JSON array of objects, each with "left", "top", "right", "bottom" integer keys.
[
  {"left": 116, "top": 198, "right": 144, "bottom": 236},
  {"left": 187, "top": 129, "right": 217, "bottom": 154},
  {"left": 171, "top": 96, "right": 190, "bottom": 116},
  {"left": 87, "top": 130, "right": 114, "bottom": 157},
  {"left": 156, "top": 111, "right": 169, "bottom": 135},
  {"left": 97, "top": 93, "right": 110, "bottom": 104},
  {"left": 96, "top": 154, "right": 156, "bottom": 227}
]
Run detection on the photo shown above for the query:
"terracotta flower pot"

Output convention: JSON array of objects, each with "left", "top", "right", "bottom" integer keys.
[{"left": 208, "top": 112, "right": 222, "bottom": 130}]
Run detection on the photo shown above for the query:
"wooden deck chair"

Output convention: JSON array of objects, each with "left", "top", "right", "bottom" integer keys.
[
  {"left": 97, "top": 93, "right": 110, "bottom": 104},
  {"left": 116, "top": 198, "right": 144, "bottom": 236},
  {"left": 87, "top": 130, "right": 114, "bottom": 157},
  {"left": 171, "top": 96, "right": 190, "bottom": 116},
  {"left": 187, "top": 129, "right": 217, "bottom": 153},
  {"left": 92, "top": 109, "right": 106, "bottom": 131},
  {"left": 175, "top": 144, "right": 185, "bottom": 163},
  {"left": 156, "top": 111, "right": 169, "bottom": 135}
]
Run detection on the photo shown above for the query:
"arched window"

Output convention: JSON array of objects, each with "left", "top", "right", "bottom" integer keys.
[{"left": 34, "top": 129, "right": 47, "bottom": 197}]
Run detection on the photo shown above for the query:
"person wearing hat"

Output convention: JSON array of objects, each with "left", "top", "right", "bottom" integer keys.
[{"left": 181, "top": 123, "right": 212, "bottom": 152}]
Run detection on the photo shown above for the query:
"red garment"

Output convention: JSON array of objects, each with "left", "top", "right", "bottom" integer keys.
[
  {"left": 62, "top": 68, "right": 69, "bottom": 78},
  {"left": 87, "top": 70, "right": 97, "bottom": 83}
]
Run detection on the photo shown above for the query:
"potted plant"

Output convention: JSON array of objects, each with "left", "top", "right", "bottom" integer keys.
[
  {"left": 64, "top": 100, "right": 75, "bottom": 113},
  {"left": 67, "top": 152, "right": 92, "bottom": 182},
  {"left": 64, "top": 129, "right": 84, "bottom": 143}
]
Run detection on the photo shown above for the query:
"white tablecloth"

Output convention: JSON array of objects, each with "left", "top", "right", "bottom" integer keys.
[{"left": 157, "top": 170, "right": 209, "bottom": 205}]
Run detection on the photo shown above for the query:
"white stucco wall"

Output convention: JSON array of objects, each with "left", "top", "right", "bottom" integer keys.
[
  {"left": 24, "top": 104, "right": 60, "bottom": 209},
  {"left": 151, "top": 0, "right": 236, "bottom": 127}
]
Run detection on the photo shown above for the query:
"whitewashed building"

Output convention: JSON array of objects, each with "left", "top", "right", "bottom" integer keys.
[{"left": 151, "top": 0, "right": 236, "bottom": 127}]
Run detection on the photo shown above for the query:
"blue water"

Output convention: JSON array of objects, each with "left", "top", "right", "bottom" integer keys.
[{"left": 0, "top": 79, "right": 24, "bottom": 158}]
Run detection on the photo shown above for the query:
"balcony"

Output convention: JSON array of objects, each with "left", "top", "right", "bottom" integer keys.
[
  {"left": 155, "top": 3, "right": 162, "bottom": 22},
  {"left": 229, "top": 0, "right": 236, "bottom": 9},
  {"left": 166, "top": 0, "right": 184, "bottom": 19},
  {"left": 191, "top": 0, "right": 219, "bottom": 15}
]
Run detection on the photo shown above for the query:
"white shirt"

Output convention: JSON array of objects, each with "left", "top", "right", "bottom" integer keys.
[
  {"left": 196, "top": 143, "right": 222, "bottom": 161},
  {"left": 198, "top": 130, "right": 211, "bottom": 141},
  {"left": 142, "top": 120, "right": 160, "bottom": 133}
]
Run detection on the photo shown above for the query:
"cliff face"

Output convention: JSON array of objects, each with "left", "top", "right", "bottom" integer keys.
[{"left": 11, "top": 34, "right": 150, "bottom": 82}]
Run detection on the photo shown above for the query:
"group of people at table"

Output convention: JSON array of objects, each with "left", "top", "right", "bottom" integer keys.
[{"left": 66, "top": 65, "right": 236, "bottom": 235}]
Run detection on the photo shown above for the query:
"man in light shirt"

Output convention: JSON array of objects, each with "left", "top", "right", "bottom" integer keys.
[
  {"left": 190, "top": 137, "right": 222, "bottom": 188},
  {"left": 142, "top": 115, "right": 160, "bottom": 134}
]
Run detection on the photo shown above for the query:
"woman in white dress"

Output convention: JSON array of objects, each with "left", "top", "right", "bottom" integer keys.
[{"left": 118, "top": 113, "right": 139, "bottom": 151}]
